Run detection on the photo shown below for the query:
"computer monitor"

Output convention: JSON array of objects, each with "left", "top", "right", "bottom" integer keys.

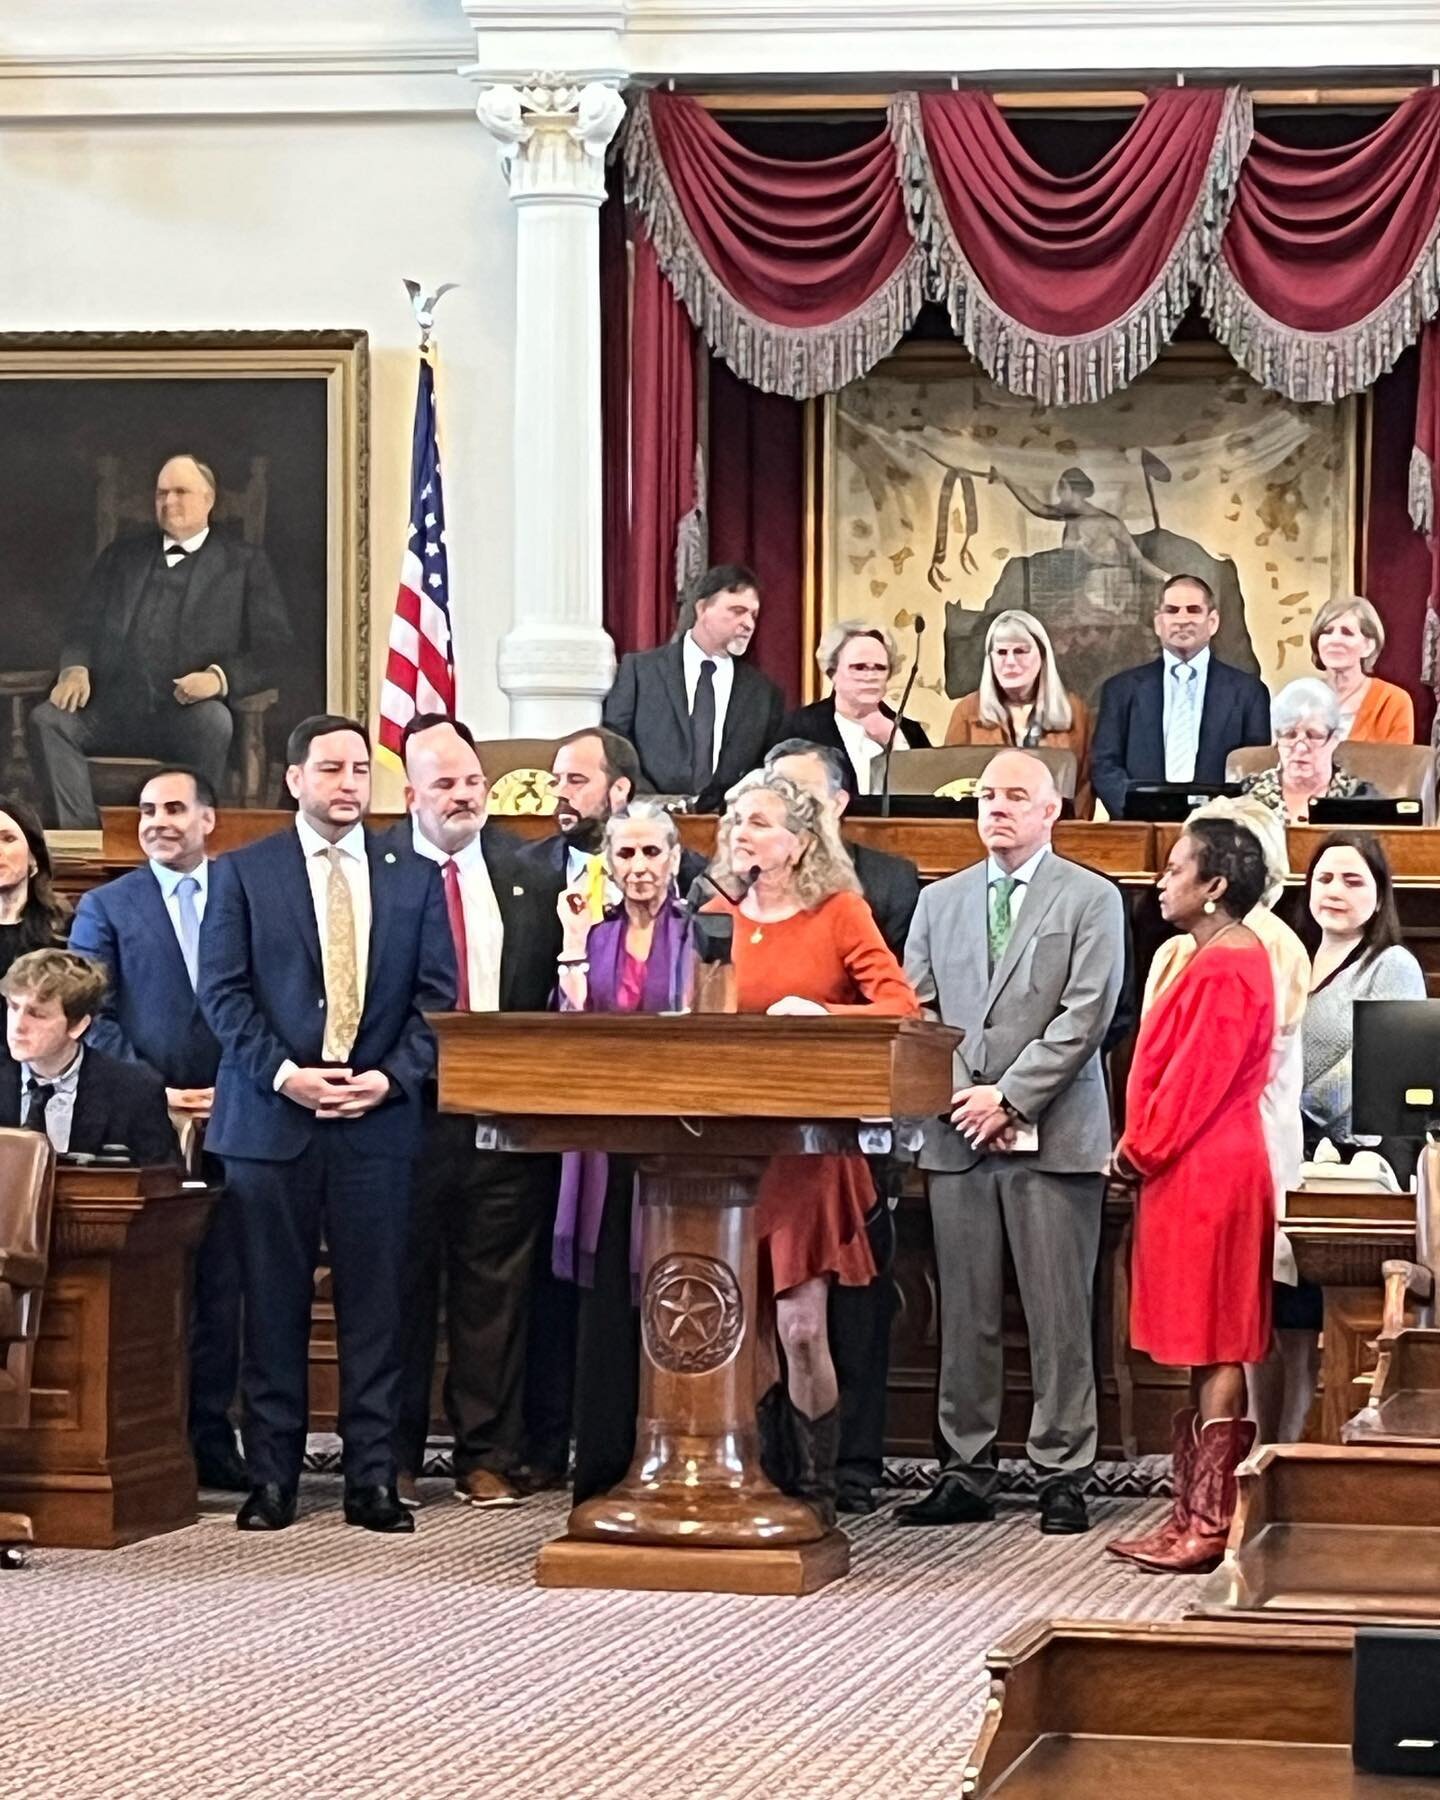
[
  {"left": 1308, "top": 795, "right": 1425, "bottom": 827},
  {"left": 1352, "top": 1000, "right": 1440, "bottom": 1138},
  {"left": 1121, "top": 781, "right": 1242, "bottom": 822}
]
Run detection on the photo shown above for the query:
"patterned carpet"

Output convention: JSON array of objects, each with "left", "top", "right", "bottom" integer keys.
[{"left": 2, "top": 1475, "right": 1200, "bottom": 1800}]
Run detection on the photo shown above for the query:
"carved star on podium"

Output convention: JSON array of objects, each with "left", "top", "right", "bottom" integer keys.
[{"left": 655, "top": 1276, "right": 725, "bottom": 1352}]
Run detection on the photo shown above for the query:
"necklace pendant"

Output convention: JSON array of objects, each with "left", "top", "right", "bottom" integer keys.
[{"left": 750, "top": 926, "right": 764, "bottom": 945}]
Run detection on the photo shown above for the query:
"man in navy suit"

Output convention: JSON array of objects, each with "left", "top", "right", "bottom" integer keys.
[
  {"left": 199, "top": 714, "right": 455, "bottom": 1534},
  {"left": 1090, "top": 574, "right": 1271, "bottom": 819},
  {"left": 69, "top": 767, "right": 245, "bottom": 1492}
]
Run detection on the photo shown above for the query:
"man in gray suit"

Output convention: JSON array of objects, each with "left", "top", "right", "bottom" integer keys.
[{"left": 896, "top": 749, "right": 1124, "bottom": 1534}]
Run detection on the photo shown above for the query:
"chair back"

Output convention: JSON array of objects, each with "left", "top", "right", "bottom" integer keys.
[
  {"left": 474, "top": 738, "right": 560, "bottom": 816},
  {"left": 1419, "top": 1142, "right": 1439, "bottom": 1330},
  {"left": 95, "top": 453, "right": 269, "bottom": 552},
  {"left": 0, "top": 1127, "right": 56, "bottom": 1431},
  {"left": 1225, "top": 745, "right": 1277, "bottom": 782},
  {"left": 887, "top": 745, "right": 1078, "bottom": 801}
]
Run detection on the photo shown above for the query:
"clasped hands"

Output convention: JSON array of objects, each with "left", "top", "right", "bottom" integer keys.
[
  {"left": 950, "top": 1083, "right": 1017, "bottom": 1151},
  {"left": 48, "top": 664, "right": 222, "bottom": 710},
  {"left": 281, "top": 1067, "right": 391, "bottom": 1118}
]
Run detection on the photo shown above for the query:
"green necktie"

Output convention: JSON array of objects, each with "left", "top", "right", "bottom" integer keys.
[{"left": 988, "top": 874, "right": 1018, "bottom": 970}]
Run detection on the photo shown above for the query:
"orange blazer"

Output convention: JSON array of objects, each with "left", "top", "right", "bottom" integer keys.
[
  {"left": 943, "top": 689, "right": 1094, "bottom": 817},
  {"left": 1347, "top": 677, "right": 1415, "bottom": 745}
]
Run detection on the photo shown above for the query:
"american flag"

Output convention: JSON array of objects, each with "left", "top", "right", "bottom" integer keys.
[{"left": 379, "top": 354, "right": 454, "bottom": 756}]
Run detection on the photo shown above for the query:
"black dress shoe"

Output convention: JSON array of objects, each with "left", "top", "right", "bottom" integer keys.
[
  {"left": 236, "top": 1484, "right": 297, "bottom": 1531},
  {"left": 1038, "top": 1478, "right": 1090, "bottom": 1535},
  {"left": 194, "top": 1440, "right": 250, "bottom": 1494},
  {"left": 343, "top": 1484, "right": 415, "bottom": 1534},
  {"left": 892, "top": 1472, "right": 995, "bottom": 1526},
  {"left": 837, "top": 1486, "right": 877, "bottom": 1516}
]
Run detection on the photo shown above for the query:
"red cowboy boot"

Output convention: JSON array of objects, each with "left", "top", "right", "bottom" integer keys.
[
  {"left": 1130, "top": 1417, "right": 1255, "bottom": 1575},
  {"left": 1107, "top": 1408, "right": 1197, "bottom": 1564}
]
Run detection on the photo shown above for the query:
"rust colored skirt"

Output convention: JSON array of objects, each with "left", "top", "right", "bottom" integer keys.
[{"left": 757, "top": 1153, "right": 877, "bottom": 1293}]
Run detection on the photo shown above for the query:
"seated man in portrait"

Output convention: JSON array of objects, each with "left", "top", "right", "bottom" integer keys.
[
  {"left": 0, "top": 948, "right": 178, "bottom": 1163},
  {"left": 29, "top": 454, "right": 292, "bottom": 828}
]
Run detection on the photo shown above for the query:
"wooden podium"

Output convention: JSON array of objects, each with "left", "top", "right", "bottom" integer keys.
[{"left": 430, "top": 1011, "right": 960, "bottom": 1595}]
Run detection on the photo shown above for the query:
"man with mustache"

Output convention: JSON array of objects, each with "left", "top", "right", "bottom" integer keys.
[
  {"left": 69, "top": 767, "right": 245, "bottom": 1493},
  {"left": 386, "top": 714, "right": 565, "bottom": 1510}
]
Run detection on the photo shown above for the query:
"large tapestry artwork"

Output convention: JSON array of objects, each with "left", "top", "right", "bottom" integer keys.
[{"left": 819, "top": 346, "right": 1357, "bottom": 738}]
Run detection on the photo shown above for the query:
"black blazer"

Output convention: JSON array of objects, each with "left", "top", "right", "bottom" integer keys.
[
  {"left": 1090, "top": 655, "right": 1272, "bottom": 819},
  {"left": 0, "top": 1047, "right": 178, "bottom": 1164},
  {"left": 60, "top": 528, "right": 292, "bottom": 701},
  {"left": 779, "top": 697, "right": 931, "bottom": 804},
  {"left": 849, "top": 843, "right": 921, "bottom": 962},
  {"left": 69, "top": 862, "right": 220, "bottom": 1089},
  {"left": 602, "top": 641, "right": 786, "bottom": 811},
  {"left": 380, "top": 818, "right": 565, "bottom": 1016}
]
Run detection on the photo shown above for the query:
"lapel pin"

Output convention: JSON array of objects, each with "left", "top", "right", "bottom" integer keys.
[
  {"left": 513, "top": 885, "right": 525, "bottom": 896},
  {"left": 384, "top": 852, "right": 396, "bottom": 864}
]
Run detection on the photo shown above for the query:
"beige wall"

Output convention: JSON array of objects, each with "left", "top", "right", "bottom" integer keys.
[{"left": 1, "top": 98, "right": 514, "bottom": 805}]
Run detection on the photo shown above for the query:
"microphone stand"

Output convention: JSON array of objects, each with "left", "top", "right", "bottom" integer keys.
[{"left": 879, "top": 618, "right": 925, "bottom": 820}]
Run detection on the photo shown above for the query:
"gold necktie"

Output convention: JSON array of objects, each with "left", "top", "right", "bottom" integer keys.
[{"left": 322, "top": 846, "right": 361, "bottom": 1061}]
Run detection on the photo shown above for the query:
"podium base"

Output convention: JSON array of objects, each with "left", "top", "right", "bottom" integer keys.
[{"left": 535, "top": 1529, "right": 851, "bottom": 1596}]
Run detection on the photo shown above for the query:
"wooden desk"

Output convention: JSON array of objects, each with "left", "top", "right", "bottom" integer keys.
[
  {"left": 0, "top": 1164, "right": 211, "bottom": 1549},
  {"left": 964, "top": 1618, "right": 1426, "bottom": 1798},
  {"left": 1196, "top": 1442, "right": 1440, "bottom": 1626},
  {"left": 1286, "top": 1187, "right": 1417, "bottom": 1442}
]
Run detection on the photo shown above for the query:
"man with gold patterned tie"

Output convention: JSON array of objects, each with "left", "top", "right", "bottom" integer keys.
[{"left": 199, "top": 715, "right": 455, "bottom": 1535}]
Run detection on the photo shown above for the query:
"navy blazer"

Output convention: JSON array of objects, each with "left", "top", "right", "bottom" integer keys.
[
  {"left": 198, "top": 826, "right": 456, "bottom": 1162},
  {"left": 0, "top": 1048, "right": 178, "bottom": 1165},
  {"left": 1090, "top": 655, "right": 1272, "bottom": 819},
  {"left": 69, "top": 862, "right": 220, "bottom": 1089}
]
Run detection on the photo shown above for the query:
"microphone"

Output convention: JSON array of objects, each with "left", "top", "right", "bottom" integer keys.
[
  {"left": 880, "top": 616, "right": 925, "bottom": 820},
  {"left": 684, "top": 863, "right": 760, "bottom": 914}
]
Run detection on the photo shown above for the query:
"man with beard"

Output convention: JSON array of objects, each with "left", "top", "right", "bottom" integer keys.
[{"left": 385, "top": 715, "right": 564, "bottom": 1509}]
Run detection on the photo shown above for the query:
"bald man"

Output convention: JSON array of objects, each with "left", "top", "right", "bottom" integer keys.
[
  {"left": 31, "top": 454, "right": 291, "bottom": 826},
  {"left": 897, "top": 750, "right": 1125, "bottom": 1536}
]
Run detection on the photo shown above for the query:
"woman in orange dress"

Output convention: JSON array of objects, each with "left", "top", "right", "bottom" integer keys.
[
  {"left": 1108, "top": 816, "right": 1275, "bottom": 1574},
  {"left": 703, "top": 771, "right": 918, "bottom": 1525}
]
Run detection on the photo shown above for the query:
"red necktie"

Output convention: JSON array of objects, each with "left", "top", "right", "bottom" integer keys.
[{"left": 441, "top": 858, "right": 470, "bottom": 1010}]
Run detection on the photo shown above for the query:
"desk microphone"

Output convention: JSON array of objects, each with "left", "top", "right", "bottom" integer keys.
[
  {"left": 690, "top": 864, "right": 761, "bottom": 910},
  {"left": 880, "top": 616, "right": 925, "bottom": 820}
]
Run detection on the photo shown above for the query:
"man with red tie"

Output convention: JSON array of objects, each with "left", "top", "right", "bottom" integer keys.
[{"left": 388, "top": 715, "right": 565, "bottom": 1510}]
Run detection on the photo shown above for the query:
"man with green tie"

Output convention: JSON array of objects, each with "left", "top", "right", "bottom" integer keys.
[{"left": 896, "top": 750, "right": 1126, "bottom": 1537}]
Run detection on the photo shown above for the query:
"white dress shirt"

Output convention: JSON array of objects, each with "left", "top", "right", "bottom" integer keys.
[
  {"left": 682, "top": 631, "right": 734, "bottom": 770},
  {"left": 985, "top": 843, "right": 1050, "bottom": 926},
  {"left": 20, "top": 1046, "right": 84, "bottom": 1155},
  {"left": 834, "top": 710, "right": 885, "bottom": 795},
  {"left": 273, "top": 817, "right": 372, "bottom": 1086},
  {"left": 149, "top": 855, "right": 209, "bottom": 936},
  {"left": 163, "top": 525, "right": 210, "bottom": 568},
  {"left": 1161, "top": 646, "right": 1210, "bottom": 783},
  {"left": 410, "top": 820, "right": 503, "bottom": 1013}
]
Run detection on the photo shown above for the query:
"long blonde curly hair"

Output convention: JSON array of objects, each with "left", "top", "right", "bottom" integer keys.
[{"left": 710, "top": 771, "right": 860, "bottom": 909}]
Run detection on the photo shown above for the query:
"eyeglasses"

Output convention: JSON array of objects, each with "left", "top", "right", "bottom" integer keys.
[
  {"left": 1276, "top": 728, "right": 1334, "bottom": 746},
  {"left": 840, "top": 662, "right": 890, "bottom": 676}
]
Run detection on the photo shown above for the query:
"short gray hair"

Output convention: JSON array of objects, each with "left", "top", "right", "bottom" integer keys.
[
  {"left": 603, "top": 800, "right": 679, "bottom": 864},
  {"left": 1271, "top": 676, "right": 1341, "bottom": 740},
  {"left": 815, "top": 620, "right": 902, "bottom": 682},
  {"left": 1310, "top": 593, "right": 1386, "bottom": 673}
]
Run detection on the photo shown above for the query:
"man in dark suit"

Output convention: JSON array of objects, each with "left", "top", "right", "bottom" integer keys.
[
  {"left": 198, "top": 714, "right": 454, "bottom": 1534},
  {"left": 30, "top": 454, "right": 292, "bottom": 827},
  {"left": 764, "top": 738, "right": 920, "bottom": 1513},
  {"left": 1, "top": 949, "right": 177, "bottom": 1164},
  {"left": 69, "top": 767, "right": 245, "bottom": 1492},
  {"left": 601, "top": 563, "right": 785, "bottom": 810},
  {"left": 1091, "top": 574, "right": 1271, "bottom": 819},
  {"left": 386, "top": 713, "right": 565, "bottom": 1510}
]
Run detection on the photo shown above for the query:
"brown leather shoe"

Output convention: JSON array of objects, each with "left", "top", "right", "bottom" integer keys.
[
  {"left": 1107, "top": 1409, "right": 1197, "bottom": 1563},
  {"left": 1130, "top": 1417, "right": 1255, "bottom": 1574},
  {"left": 396, "top": 1470, "right": 421, "bottom": 1510},
  {"left": 455, "top": 1468, "right": 524, "bottom": 1509}
]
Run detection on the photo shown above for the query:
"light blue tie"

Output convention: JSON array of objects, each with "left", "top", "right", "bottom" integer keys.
[
  {"left": 175, "top": 874, "right": 201, "bottom": 989},
  {"left": 1166, "top": 662, "right": 1200, "bottom": 782}
]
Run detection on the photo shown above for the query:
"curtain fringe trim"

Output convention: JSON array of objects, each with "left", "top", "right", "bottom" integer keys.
[
  {"left": 674, "top": 443, "right": 709, "bottom": 596},
  {"left": 1410, "top": 444, "right": 1435, "bottom": 536},
  {"left": 1424, "top": 604, "right": 1440, "bottom": 698},
  {"left": 1204, "top": 217, "right": 1440, "bottom": 404},
  {"left": 623, "top": 91, "right": 926, "bottom": 401},
  {"left": 891, "top": 88, "right": 1253, "bottom": 405}
]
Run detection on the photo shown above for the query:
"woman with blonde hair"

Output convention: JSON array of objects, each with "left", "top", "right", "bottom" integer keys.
[
  {"left": 1310, "top": 594, "right": 1414, "bottom": 744},
  {"left": 781, "top": 620, "right": 930, "bottom": 802},
  {"left": 702, "top": 770, "right": 918, "bottom": 1527},
  {"left": 944, "top": 610, "right": 1095, "bottom": 815}
]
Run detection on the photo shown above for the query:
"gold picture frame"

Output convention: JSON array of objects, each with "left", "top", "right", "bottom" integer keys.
[{"left": 807, "top": 341, "right": 1361, "bottom": 732}]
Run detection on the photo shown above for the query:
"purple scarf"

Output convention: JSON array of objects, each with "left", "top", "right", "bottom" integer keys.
[{"left": 552, "top": 899, "right": 689, "bottom": 1290}]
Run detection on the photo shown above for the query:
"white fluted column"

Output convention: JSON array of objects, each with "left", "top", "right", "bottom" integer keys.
[{"left": 475, "top": 77, "right": 624, "bottom": 735}]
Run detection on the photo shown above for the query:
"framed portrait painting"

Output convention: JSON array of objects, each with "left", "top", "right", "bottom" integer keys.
[
  {"left": 0, "top": 329, "right": 368, "bottom": 822},
  {"left": 811, "top": 343, "right": 1360, "bottom": 739}
]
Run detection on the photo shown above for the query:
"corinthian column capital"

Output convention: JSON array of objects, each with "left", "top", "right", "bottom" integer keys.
[{"left": 475, "top": 75, "right": 625, "bottom": 204}]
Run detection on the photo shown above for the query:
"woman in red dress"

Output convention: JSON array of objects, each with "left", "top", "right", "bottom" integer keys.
[
  {"left": 704, "top": 771, "right": 918, "bottom": 1526},
  {"left": 1108, "top": 816, "right": 1275, "bottom": 1574}
]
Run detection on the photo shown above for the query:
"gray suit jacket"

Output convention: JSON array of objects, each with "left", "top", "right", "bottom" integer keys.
[{"left": 904, "top": 849, "right": 1125, "bottom": 1176}]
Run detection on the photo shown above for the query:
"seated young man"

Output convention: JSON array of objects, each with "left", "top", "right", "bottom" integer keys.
[{"left": 0, "top": 949, "right": 178, "bottom": 1163}]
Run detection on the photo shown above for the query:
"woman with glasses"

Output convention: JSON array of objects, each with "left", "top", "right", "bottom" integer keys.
[
  {"left": 781, "top": 621, "right": 930, "bottom": 802},
  {"left": 1240, "top": 678, "right": 1379, "bottom": 823}
]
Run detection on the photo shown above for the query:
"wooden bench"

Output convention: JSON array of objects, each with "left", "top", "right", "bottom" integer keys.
[{"left": 1347, "top": 1327, "right": 1440, "bottom": 1445}]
